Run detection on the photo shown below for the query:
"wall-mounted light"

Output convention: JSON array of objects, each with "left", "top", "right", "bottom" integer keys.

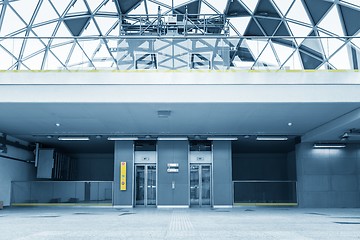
[
  {"left": 256, "top": 136, "right": 288, "bottom": 141},
  {"left": 207, "top": 137, "right": 238, "bottom": 141},
  {"left": 58, "top": 137, "right": 90, "bottom": 141},
  {"left": 313, "top": 143, "right": 346, "bottom": 148},
  {"left": 107, "top": 137, "right": 139, "bottom": 141}
]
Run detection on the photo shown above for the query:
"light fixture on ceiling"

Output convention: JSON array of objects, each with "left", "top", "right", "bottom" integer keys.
[
  {"left": 157, "top": 137, "right": 188, "bottom": 141},
  {"left": 55, "top": 123, "right": 60, "bottom": 127},
  {"left": 107, "top": 137, "right": 139, "bottom": 141},
  {"left": 288, "top": 122, "right": 293, "bottom": 126},
  {"left": 58, "top": 137, "right": 90, "bottom": 141},
  {"left": 313, "top": 143, "right": 346, "bottom": 149},
  {"left": 256, "top": 136, "right": 288, "bottom": 141},
  {"left": 207, "top": 137, "right": 238, "bottom": 141}
]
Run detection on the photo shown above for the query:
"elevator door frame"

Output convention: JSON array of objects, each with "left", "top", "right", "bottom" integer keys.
[
  {"left": 135, "top": 164, "right": 157, "bottom": 207},
  {"left": 189, "top": 164, "right": 212, "bottom": 207}
]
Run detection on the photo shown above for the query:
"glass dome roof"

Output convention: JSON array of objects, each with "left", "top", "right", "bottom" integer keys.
[{"left": 0, "top": 0, "right": 360, "bottom": 70}]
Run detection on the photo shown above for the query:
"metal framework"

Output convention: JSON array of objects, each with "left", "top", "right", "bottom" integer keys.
[{"left": 0, "top": 0, "right": 360, "bottom": 70}]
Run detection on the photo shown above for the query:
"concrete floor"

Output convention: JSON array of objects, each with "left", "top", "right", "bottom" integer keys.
[{"left": 0, "top": 207, "right": 359, "bottom": 240}]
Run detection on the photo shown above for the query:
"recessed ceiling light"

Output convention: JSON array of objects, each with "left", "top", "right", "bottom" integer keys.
[
  {"left": 46, "top": 135, "right": 53, "bottom": 139},
  {"left": 157, "top": 137, "right": 188, "bottom": 141},
  {"left": 207, "top": 137, "right": 238, "bottom": 141},
  {"left": 313, "top": 143, "right": 346, "bottom": 148},
  {"left": 288, "top": 122, "right": 293, "bottom": 126},
  {"left": 58, "top": 137, "right": 90, "bottom": 141},
  {"left": 256, "top": 136, "right": 288, "bottom": 141},
  {"left": 107, "top": 137, "right": 139, "bottom": 141},
  {"left": 55, "top": 123, "right": 60, "bottom": 127},
  {"left": 157, "top": 110, "right": 171, "bottom": 118}
]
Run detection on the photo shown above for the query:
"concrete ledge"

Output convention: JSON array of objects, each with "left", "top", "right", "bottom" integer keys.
[
  {"left": 213, "top": 205, "right": 233, "bottom": 208},
  {"left": 113, "top": 205, "right": 133, "bottom": 208}
]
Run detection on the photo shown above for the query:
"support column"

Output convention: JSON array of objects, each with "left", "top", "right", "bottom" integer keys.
[
  {"left": 113, "top": 141, "right": 134, "bottom": 207},
  {"left": 212, "top": 141, "right": 233, "bottom": 207}
]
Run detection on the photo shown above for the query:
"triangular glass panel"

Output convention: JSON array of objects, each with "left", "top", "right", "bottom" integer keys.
[
  {"left": 229, "top": 17, "right": 251, "bottom": 35},
  {"left": 257, "top": 42, "right": 280, "bottom": 69},
  {"left": 299, "top": 51, "right": 323, "bottom": 69},
  {"left": 67, "top": 42, "right": 87, "bottom": 68},
  {"left": 22, "top": 51, "right": 45, "bottom": 70},
  {"left": 32, "top": 22, "right": 58, "bottom": 39},
  {"left": 49, "top": 0, "right": 71, "bottom": 16},
  {"left": 0, "top": 45, "right": 16, "bottom": 70},
  {"left": 204, "top": 0, "right": 228, "bottom": 13},
  {"left": 17, "top": 62, "right": 30, "bottom": 70},
  {"left": 302, "top": 0, "right": 333, "bottom": 25},
  {"left": 300, "top": 30, "right": 325, "bottom": 59},
  {"left": 0, "top": 6, "right": 27, "bottom": 36},
  {"left": 51, "top": 22, "right": 73, "bottom": 48},
  {"left": 200, "top": 1, "right": 218, "bottom": 14},
  {"left": 287, "top": 22, "right": 312, "bottom": 45},
  {"left": 240, "top": 0, "right": 258, "bottom": 13},
  {"left": 272, "top": 0, "right": 294, "bottom": 16},
  {"left": 93, "top": 42, "right": 112, "bottom": 59},
  {"left": 273, "top": 22, "right": 292, "bottom": 45},
  {"left": 338, "top": 4, "right": 360, "bottom": 36},
  {"left": 342, "top": 0, "right": 360, "bottom": 6},
  {"left": 174, "top": 0, "right": 200, "bottom": 21},
  {"left": 318, "top": 5, "right": 344, "bottom": 36},
  {"left": 64, "top": 15, "right": 91, "bottom": 36},
  {"left": 81, "top": 19, "right": 100, "bottom": 36},
  {"left": 146, "top": 0, "right": 165, "bottom": 14},
  {"left": 9, "top": 0, "right": 38, "bottom": 25},
  {"left": 49, "top": 42, "right": 73, "bottom": 64},
  {"left": 81, "top": 40, "right": 101, "bottom": 59},
  {"left": 350, "top": 45, "right": 359, "bottom": 69},
  {"left": 107, "top": 21, "right": 120, "bottom": 36},
  {"left": 254, "top": 0, "right": 280, "bottom": 18},
  {"left": 128, "top": 0, "right": 146, "bottom": 14},
  {"left": 244, "top": 18, "right": 265, "bottom": 36},
  {"left": 272, "top": 42, "right": 296, "bottom": 66},
  {"left": 246, "top": 39, "right": 268, "bottom": 59},
  {"left": 86, "top": 0, "right": 104, "bottom": 12},
  {"left": 0, "top": 32, "right": 25, "bottom": 58},
  {"left": 351, "top": 32, "right": 360, "bottom": 49},
  {"left": 225, "top": 0, "right": 250, "bottom": 17},
  {"left": 67, "top": 0, "right": 89, "bottom": 14},
  {"left": 256, "top": 17, "right": 281, "bottom": 36},
  {"left": 93, "top": 17, "right": 118, "bottom": 35},
  {"left": 22, "top": 32, "right": 46, "bottom": 59},
  {"left": 115, "top": 0, "right": 143, "bottom": 14},
  {"left": 97, "top": 0, "right": 118, "bottom": 13},
  {"left": 286, "top": 0, "right": 311, "bottom": 25},
  {"left": 318, "top": 31, "right": 346, "bottom": 58},
  {"left": 33, "top": 0, "right": 60, "bottom": 25},
  {"left": 328, "top": 43, "right": 351, "bottom": 69},
  {"left": 283, "top": 50, "right": 303, "bottom": 69},
  {"left": 43, "top": 51, "right": 66, "bottom": 70}
]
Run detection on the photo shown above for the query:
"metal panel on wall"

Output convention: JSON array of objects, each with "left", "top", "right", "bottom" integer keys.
[
  {"left": 157, "top": 141, "right": 189, "bottom": 206},
  {"left": 36, "top": 149, "right": 54, "bottom": 179},
  {"left": 113, "top": 141, "right": 134, "bottom": 206},
  {"left": 212, "top": 141, "right": 233, "bottom": 206}
]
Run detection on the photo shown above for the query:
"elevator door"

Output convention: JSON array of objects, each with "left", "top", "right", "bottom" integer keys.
[
  {"left": 135, "top": 165, "right": 156, "bottom": 206},
  {"left": 190, "top": 164, "right": 211, "bottom": 206}
]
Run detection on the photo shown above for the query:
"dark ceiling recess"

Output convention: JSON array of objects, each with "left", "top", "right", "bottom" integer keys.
[
  {"left": 115, "top": 0, "right": 143, "bottom": 14},
  {"left": 338, "top": 4, "right": 360, "bottom": 36},
  {"left": 224, "top": 0, "right": 251, "bottom": 17},
  {"left": 302, "top": 0, "right": 333, "bottom": 25},
  {"left": 64, "top": 15, "right": 91, "bottom": 36},
  {"left": 243, "top": 18, "right": 264, "bottom": 36}
]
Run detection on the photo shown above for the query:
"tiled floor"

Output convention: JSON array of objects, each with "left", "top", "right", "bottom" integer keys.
[{"left": 0, "top": 207, "right": 359, "bottom": 239}]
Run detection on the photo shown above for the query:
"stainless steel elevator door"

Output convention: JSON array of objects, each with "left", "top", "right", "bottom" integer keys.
[
  {"left": 190, "top": 164, "right": 211, "bottom": 207},
  {"left": 135, "top": 165, "right": 156, "bottom": 206}
]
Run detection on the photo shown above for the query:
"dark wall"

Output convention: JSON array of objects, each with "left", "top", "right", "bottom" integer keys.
[
  {"left": 71, "top": 153, "right": 114, "bottom": 181},
  {"left": 232, "top": 153, "right": 295, "bottom": 181},
  {"left": 157, "top": 141, "right": 188, "bottom": 206}
]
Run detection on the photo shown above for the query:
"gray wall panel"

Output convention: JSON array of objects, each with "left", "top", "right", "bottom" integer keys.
[
  {"left": 213, "top": 141, "right": 232, "bottom": 206},
  {"left": 296, "top": 143, "right": 360, "bottom": 208},
  {"left": 113, "top": 141, "right": 134, "bottom": 206},
  {"left": 157, "top": 141, "right": 188, "bottom": 206}
]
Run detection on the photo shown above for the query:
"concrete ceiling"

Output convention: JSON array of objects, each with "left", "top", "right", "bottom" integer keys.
[{"left": 1, "top": 102, "right": 360, "bottom": 153}]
